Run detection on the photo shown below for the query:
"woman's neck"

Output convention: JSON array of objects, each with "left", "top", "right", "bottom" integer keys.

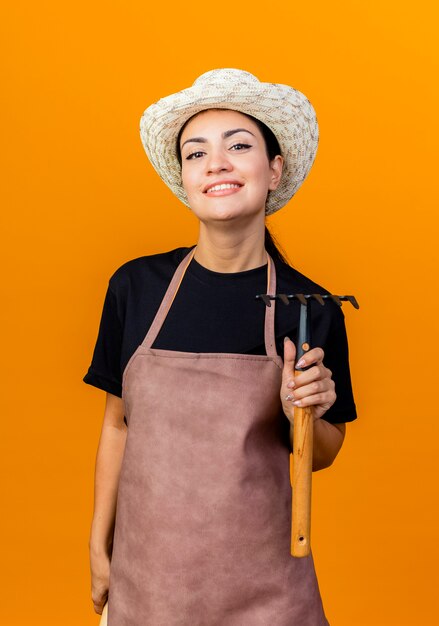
[{"left": 193, "top": 224, "right": 267, "bottom": 273}]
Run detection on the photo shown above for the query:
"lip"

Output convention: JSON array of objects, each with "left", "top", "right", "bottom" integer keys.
[{"left": 203, "top": 180, "right": 244, "bottom": 194}]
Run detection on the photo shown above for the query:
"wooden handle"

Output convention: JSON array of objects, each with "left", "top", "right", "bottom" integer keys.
[
  {"left": 291, "top": 401, "right": 314, "bottom": 557},
  {"left": 99, "top": 601, "right": 108, "bottom": 626}
]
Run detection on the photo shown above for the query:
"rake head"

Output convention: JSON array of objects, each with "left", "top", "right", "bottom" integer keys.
[
  {"left": 255, "top": 293, "right": 359, "bottom": 309},
  {"left": 255, "top": 293, "right": 359, "bottom": 369}
]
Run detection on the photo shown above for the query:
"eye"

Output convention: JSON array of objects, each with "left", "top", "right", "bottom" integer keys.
[
  {"left": 185, "top": 150, "right": 205, "bottom": 160},
  {"left": 230, "top": 143, "right": 252, "bottom": 151}
]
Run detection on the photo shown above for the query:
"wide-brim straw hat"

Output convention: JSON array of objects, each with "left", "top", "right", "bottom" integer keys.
[{"left": 139, "top": 68, "right": 319, "bottom": 215}]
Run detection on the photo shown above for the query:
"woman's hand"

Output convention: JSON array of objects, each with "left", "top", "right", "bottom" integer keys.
[
  {"left": 280, "top": 336, "right": 336, "bottom": 424},
  {"left": 90, "top": 546, "right": 111, "bottom": 615}
]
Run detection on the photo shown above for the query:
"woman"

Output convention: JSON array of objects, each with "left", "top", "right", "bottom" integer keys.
[{"left": 84, "top": 68, "right": 357, "bottom": 625}]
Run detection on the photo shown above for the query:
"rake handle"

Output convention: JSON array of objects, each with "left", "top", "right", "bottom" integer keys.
[
  {"left": 291, "top": 394, "right": 314, "bottom": 558},
  {"left": 254, "top": 291, "right": 359, "bottom": 558}
]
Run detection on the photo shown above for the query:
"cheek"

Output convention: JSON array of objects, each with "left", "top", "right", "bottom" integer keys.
[
  {"left": 180, "top": 169, "right": 191, "bottom": 194},
  {"left": 247, "top": 157, "right": 272, "bottom": 189},
  {"left": 181, "top": 166, "right": 198, "bottom": 196}
]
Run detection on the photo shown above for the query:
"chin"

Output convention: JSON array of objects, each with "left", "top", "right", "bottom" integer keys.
[{"left": 191, "top": 200, "right": 265, "bottom": 224}]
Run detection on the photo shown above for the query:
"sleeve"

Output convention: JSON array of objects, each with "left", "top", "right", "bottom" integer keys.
[
  {"left": 82, "top": 284, "right": 123, "bottom": 397},
  {"left": 319, "top": 306, "right": 358, "bottom": 424}
]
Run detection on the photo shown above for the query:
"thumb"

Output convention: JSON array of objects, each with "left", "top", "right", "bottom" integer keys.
[{"left": 282, "top": 336, "right": 296, "bottom": 383}]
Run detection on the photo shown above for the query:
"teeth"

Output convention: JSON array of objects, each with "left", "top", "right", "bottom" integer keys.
[{"left": 206, "top": 183, "right": 241, "bottom": 193}]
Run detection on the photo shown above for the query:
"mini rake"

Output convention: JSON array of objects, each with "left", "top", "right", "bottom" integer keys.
[{"left": 255, "top": 292, "right": 359, "bottom": 558}]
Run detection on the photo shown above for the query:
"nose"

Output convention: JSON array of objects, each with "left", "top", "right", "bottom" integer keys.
[{"left": 205, "top": 147, "right": 233, "bottom": 174}]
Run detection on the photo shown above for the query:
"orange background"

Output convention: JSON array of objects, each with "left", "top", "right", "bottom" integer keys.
[{"left": 1, "top": 1, "right": 438, "bottom": 624}]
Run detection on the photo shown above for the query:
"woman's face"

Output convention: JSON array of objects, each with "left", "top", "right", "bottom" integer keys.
[{"left": 179, "top": 109, "right": 283, "bottom": 224}]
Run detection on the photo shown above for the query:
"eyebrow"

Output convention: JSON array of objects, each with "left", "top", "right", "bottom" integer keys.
[{"left": 180, "top": 128, "right": 255, "bottom": 150}]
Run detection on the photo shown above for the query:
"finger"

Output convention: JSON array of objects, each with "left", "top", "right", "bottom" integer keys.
[
  {"left": 282, "top": 336, "right": 296, "bottom": 383},
  {"left": 288, "top": 362, "right": 332, "bottom": 390},
  {"left": 295, "top": 346, "right": 325, "bottom": 369},
  {"left": 289, "top": 379, "right": 334, "bottom": 404},
  {"left": 93, "top": 602, "right": 106, "bottom": 615},
  {"left": 290, "top": 389, "right": 336, "bottom": 408},
  {"left": 92, "top": 593, "right": 108, "bottom": 615},
  {"left": 288, "top": 364, "right": 325, "bottom": 389}
]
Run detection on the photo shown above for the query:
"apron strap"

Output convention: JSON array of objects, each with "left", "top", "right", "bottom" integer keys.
[
  {"left": 141, "top": 246, "right": 197, "bottom": 350},
  {"left": 142, "top": 246, "right": 278, "bottom": 358},
  {"left": 264, "top": 250, "right": 278, "bottom": 358}
]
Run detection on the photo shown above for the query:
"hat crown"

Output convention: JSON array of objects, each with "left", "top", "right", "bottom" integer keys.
[{"left": 192, "top": 68, "right": 260, "bottom": 87}]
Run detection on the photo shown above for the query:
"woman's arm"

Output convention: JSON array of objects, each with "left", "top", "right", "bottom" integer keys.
[
  {"left": 89, "top": 392, "right": 127, "bottom": 556},
  {"left": 289, "top": 420, "right": 346, "bottom": 471},
  {"left": 89, "top": 392, "right": 127, "bottom": 613}
]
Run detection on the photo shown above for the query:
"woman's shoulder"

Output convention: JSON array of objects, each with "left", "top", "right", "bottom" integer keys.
[
  {"left": 107, "top": 245, "right": 195, "bottom": 294},
  {"left": 275, "top": 258, "right": 331, "bottom": 295},
  {"left": 274, "top": 258, "right": 346, "bottom": 323}
]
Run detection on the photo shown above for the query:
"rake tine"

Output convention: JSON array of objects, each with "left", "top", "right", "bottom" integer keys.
[
  {"left": 329, "top": 294, "right": 342, "bottom": 306},
  {"left": 259, "top": 294, "right": 272, "bottom": 307},
  {"left": 345, "top": 295, "right": 360, "bottom": 309},
  {"left": 311, "top": 294, "right": 325, "bottom": 306},
  {"left": 296, "top": 293, "right": 307, "bottom": 305}
]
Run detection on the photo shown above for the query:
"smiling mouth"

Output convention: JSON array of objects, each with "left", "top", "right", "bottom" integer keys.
[{"left": 205, "top": 183, "right": 242, "bottom": 194}]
